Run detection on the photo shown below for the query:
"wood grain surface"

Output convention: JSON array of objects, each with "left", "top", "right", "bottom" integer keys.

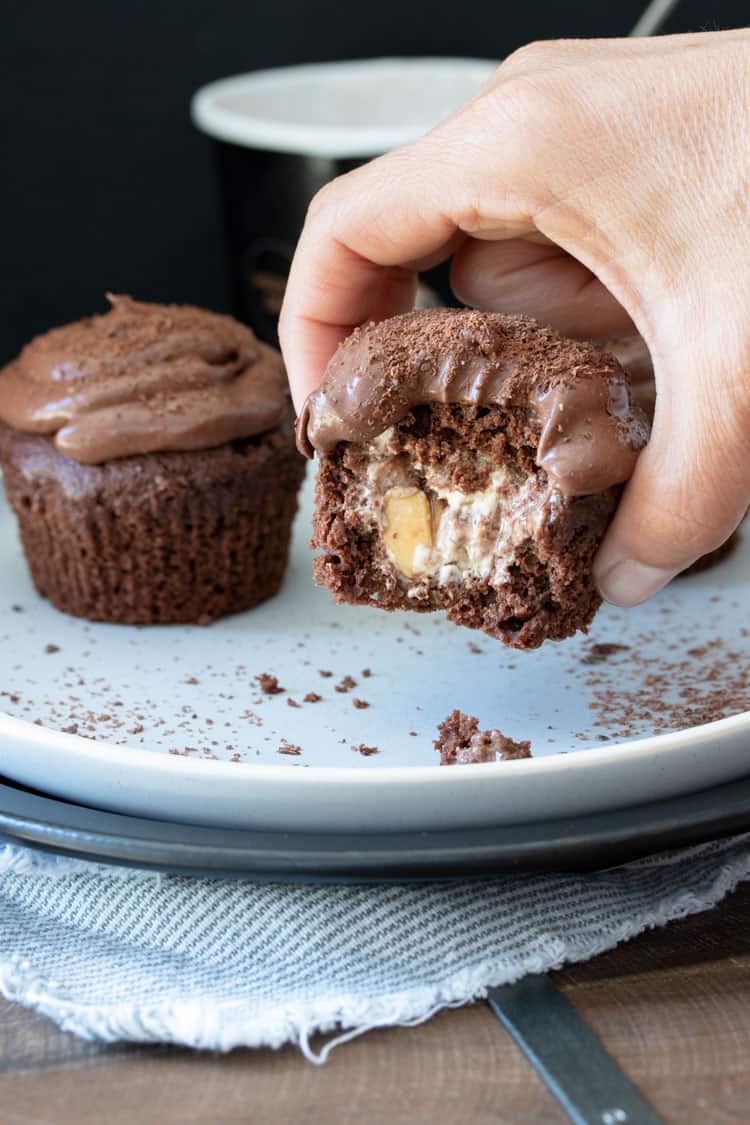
[{"left": 2, "top": 881, "right": 750, "bottom": 1124}]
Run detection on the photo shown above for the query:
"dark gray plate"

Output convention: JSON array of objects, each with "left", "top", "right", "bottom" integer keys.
[{"left": 1, "top": 773, "right": 749, "bottom": 882}]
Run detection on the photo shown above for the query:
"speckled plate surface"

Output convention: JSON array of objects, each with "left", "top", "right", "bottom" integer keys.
[{"left": 1, "top": 470, "right": 749, "bottom": 832}]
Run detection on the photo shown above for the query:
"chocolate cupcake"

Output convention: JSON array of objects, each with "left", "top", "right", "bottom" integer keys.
[
  {"left": 0, "top": 296, "right": 306, "bottom": 624},
  {"left": 297, "top": 309, "right": 649, "bottom": 649}
]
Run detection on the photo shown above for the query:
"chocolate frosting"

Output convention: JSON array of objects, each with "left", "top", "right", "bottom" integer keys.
[
  {"left": 0, "top": 295, "right": 288, "bottom": 463},
  {"left": 297, "top": 309, "right": 649, "bottom": 497},
  {"left": 600, "top": 335, "right": 655, "bottom": 421}
]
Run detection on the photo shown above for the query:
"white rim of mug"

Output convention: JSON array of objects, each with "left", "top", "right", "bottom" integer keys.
[{"left": 191, "top": 57, "right": 498, "bottom": 158}]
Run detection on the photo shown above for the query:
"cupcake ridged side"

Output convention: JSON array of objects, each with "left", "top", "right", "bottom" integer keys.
[{"left": 0, "top": 413, "right": 305, "bottom": 625}]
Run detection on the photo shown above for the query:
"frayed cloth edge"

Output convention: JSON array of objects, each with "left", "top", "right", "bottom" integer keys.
[{"left": 1, "top": 848, "right": 749, "bottom": 1061}]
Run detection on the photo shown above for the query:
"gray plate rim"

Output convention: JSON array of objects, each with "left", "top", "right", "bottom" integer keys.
[{"left": 0, "top": 772, "right": 749, "bottom": 882}]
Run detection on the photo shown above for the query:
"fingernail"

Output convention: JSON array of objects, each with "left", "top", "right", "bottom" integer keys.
[{"left": 596, "top": 560, "right": 676, "bottom": 607}]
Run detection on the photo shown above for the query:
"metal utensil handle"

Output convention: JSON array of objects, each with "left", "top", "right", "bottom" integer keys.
[
  {"left": 487, "top": 976, "right": 664, "bottom": 1125},
  {"left": 630, "top": 0, "right": 681, "bottom": 37},
  {"left": 492, "top": 2, "right": 678, "bottom": 1116}
]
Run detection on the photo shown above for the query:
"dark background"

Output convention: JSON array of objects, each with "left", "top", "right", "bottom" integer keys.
[{"left": 0, "top": 0, "right": 744, "bottom": 360}]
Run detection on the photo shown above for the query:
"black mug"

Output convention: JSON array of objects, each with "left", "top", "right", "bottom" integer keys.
[{"left": 192, "top": 58, "right": 495, "bottom": 346}]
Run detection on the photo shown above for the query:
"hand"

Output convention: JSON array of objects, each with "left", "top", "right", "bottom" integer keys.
[{"left": 279, "top": 30, "right": 750, "bottom": 607}]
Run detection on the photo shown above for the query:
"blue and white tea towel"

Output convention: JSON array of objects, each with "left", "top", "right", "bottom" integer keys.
[{"left": 1, "top": 836, "right": 748, "bottom": 1062}]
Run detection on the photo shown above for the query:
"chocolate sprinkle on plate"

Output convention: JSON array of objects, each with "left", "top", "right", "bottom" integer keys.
[{"left": 256, "top": 673, "right": 284, "bottom": 695}]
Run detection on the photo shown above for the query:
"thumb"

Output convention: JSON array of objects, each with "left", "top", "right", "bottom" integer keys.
[{"left": 594, "top": 348, "right": 749, "bottom": 607}]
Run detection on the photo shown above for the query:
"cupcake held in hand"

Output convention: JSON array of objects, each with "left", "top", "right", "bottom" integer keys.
[
  {"left": 0, "top": 295, "right": 306, "bottom": 624},
  {"left": 297, "top": 309, "right": 649, "bottom": 650}
]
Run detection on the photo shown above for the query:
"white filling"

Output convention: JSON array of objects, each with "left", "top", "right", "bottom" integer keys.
[
  {"left": 412, "top": 468, "right": 539, "bottom": 586},
  {"left": 360, "top": 428, "right": 554, "bottom": 590}
]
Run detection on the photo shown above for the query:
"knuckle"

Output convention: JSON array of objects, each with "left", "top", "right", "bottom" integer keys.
[
  {"left": 501, "top": 37, "right": 594, "bottom": 81},
  {"left": 304, "top": 169, "right": 365, "bottom": 227},
  {"left": 432, "top": 87, "right": 555, "bottom": 232},
  {"left": 478, "top": 71, "right": 563, "bottom": 151},
  {"left": 449, "top": 197, "right": 485, "bottom": 237},
  {"left": 471, "top": 78, "right": 559, "bottom": 191},
  {"left": 501, "top": 39, "right": 560, "bottom": 76},
  {"left": 305, "top": 180, "right": 340, "bottom": 224},
  {"left": 499, "top": 72, "right": 562, "bottom": 125}
]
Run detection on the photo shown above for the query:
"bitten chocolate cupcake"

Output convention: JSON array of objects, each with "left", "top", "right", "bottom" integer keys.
[
  {"left": 0, "top": 295, "right": 306, "bottom": 624},
  {"left": 297, "top": 309, "right": 649, "bottom": 649}
]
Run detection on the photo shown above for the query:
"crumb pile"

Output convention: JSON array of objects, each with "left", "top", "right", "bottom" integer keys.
[
  {"left": 579, "top": 634, "right": 750, "bottom": 738},
  {"left": 435, "top": 709, "right": 532, "bottom": 766}
]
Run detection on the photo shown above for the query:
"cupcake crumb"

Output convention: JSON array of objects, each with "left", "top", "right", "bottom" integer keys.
[
  {"left": 435, "top": 709, "right": 532, "bottom": 766},
  {"left": 277, "top": 740, "right": 302, "bottom": 756},
  {"left": 256, "top": 673, "right": 284, "bottom": 695},
  {"left": 580, "top": 643, "right": 631, "bottom": 666}
]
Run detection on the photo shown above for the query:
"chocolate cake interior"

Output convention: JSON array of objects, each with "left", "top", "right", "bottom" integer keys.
[{"left": 313, "top": 400, "right": 617, "bottom": 649}]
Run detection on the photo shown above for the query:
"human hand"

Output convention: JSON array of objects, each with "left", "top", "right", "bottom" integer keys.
[{"left": 279, "top": 30, "right": 750, "bottom": 607}]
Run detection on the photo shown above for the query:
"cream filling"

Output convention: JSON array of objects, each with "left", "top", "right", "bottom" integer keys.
[{"left": 359, "top": 428, "right": 554, "bottom": 589}]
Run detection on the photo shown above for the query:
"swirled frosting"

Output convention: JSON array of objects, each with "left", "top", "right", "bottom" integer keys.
[
  {"left": 0, "top": 295, "right": 288, "bottom": 463},
  {"left": 297, "top": 309, "right": 649, "bottom": 497}
]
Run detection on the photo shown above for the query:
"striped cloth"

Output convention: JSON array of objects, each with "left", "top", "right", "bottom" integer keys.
[{"left": 1, "top": 836, "right": 748, "bottom": 1061}]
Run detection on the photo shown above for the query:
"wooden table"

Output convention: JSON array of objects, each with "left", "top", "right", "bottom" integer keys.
[{"left": 2, "top": 881, "right": 750, "bottom": 1124}]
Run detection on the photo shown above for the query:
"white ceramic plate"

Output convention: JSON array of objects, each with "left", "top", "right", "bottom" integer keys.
[{"left": 0, "top": 470, "right": 748, "bottom": 832}]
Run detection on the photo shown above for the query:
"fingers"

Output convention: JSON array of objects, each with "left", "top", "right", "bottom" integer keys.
[
  {"left": 278, "top": 97, "right": 545, "bottom": 409},
  {"left": 278, "top": 39, "right": 636, "bottom": 407},
  {"left": 282, "top": 243, "right": 420, "bottom": 412},
  {"left": 279, "top": 29, "right": 750, "bottom": 411},
  {"left": 450, "top": 238, "right": 635, "bottom": 339},
  {"left": 594, "top": 341, "right": 750, "bottom": 606},
  {"left": 278, "top": 151, "right": 454, "bottom": 409}
]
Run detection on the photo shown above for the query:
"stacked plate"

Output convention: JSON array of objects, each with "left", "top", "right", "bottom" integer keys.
[{"left": 1, "top": 473, "right": 749, "bottom": 880}]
